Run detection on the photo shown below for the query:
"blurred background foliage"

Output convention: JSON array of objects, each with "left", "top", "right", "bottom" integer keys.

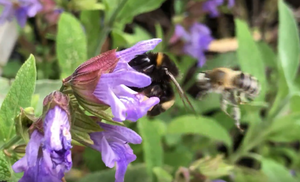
[{"left": 1, "top": 0, "right": 300, "bottom": 181}]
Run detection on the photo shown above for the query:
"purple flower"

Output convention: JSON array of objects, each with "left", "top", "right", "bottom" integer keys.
[
  {"left": 93, "top": 39, "right": 161, "bottom": 122},
  {"left": 202, "top": 0, "right": 235, "bottom": 17},
  {"left": 174, "top": 23, "right": 214, "bottom": 67},
  {"left": 0, "top": 0, "right": 42, "bottom": 27},
  {"left": 90, "top": 122, "right": 142, "bottom": 182},
  {"left": 12, "top": 106, "right": 72, "bottom": 181},
  {"left": 213, "top": 180, "right": 227, "bottom": 182}
]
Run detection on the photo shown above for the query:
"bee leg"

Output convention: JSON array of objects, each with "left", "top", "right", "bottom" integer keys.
[
  {"left": 228, "top": 91, "right": 244, "bottom": 132},
  {"left": 232, "top": 105, "right": 244, "bottom": 133},
  {"left": 221, "top": 92, "right": 230, "bottom": 116},
  {"left": 237, "top": 91, "right": 245, "bottom": 105}
]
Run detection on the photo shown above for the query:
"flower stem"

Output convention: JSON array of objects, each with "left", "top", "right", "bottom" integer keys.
[
  {"left": 94, "top": 0, "right": 128, "bottom": 56},
  {"left": 0, "top": 135, "right": 22, "bottom": 151}
]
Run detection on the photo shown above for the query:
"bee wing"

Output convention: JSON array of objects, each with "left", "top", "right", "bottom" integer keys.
[{"left": 164, "top": 68, "right": 197, "bottom": 115}]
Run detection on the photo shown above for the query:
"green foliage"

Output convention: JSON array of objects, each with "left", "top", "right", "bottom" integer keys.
[
  {"left": 78, "top": 163, "right": 151, "bottom": 182},
  {"left": 262, "top": 158, "right": 297, "bottom": 182},
  {"left": 2, "top": 0, "right": 300, "bottom": 181},
  {"left": 167, "top": 115, "right": 232, "bottom": 147},
  {"left": 138, "top": 118, "right": 164, "bottom": 181},
  {"left": 80, "top": 10, "right": 101, "bottom": 58},
  {"left": 153, "top": 167, "right": 173, "bottom": 182},
  {"left": 116, "top": 0, "right": 167, "bottom": 24},
  {"left": 278, "top": 0, "right": 300, "bottom": 90},
  {"left": 235, "top": 19, "right": 266, "bottom": 101},
  {"left": 34, "top": 79, "right": 61, "bottom": 115},
  {"left": 0, "top": 151, "right": 11, "bottom": 181},
  {"left": 0, "top": 55, "right": 36, "bottom": 143},
  {"left": 57, "top": 13, "right": 87, "bottom": 79},
  {"left": 0, "top": 77, "right": 11, "bottom": 105}
]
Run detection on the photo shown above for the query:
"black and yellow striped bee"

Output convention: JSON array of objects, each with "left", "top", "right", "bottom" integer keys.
[
  {"left": 128, "top": 52, "right": 195, "bottom": 116},
  {"left": 196, "top": 67, "right": 261, "bottom": 131}
]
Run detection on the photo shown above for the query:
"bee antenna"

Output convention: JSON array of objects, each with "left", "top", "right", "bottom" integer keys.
[{"left": 163, "top": 68, "right": 197, "bottom": 116}]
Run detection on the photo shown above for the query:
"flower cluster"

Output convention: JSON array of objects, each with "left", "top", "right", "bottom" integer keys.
[
  {"left": 94, "top": 39, "right": 161, "bottom": 121},
  {"left": 13, "top": 104, "right": 72, "bottom": 181},
  {"left": 14, "top": 39, "right": 163, "bottom": 182},
  {"left": 90, "top": 122, "right": 142, "bottom": 182},
  {"left": 202, "top": 0, "right": 235, "bottom": 17},
  {"left": 66, "top": 39, "right": 161, "bottom": 122},
  {"left": 174, "top": 23, "right": 214, "bottom": 67},
  {"left": 0, "top": 0, "right": 42, "bottom": 27}
]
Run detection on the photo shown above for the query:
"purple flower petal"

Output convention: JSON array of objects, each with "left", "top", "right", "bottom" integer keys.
[
  {"left": 178, "top": 23, "right": 213, "bottom": 67},
  {"left": 12, "top": 130, "right": 64, "bottom": 182},
  {"left": 98, "top": 68, "right": 151, "bottom": 88},
  {"left": 98, "top": 122, "right": 142, "bottom": 144},
  {"left": 44, "top": 106, "right": 71, "bottom": 151},
  {"left": 90, "top": 122, "right": 141, "bottom": 182},
  {"left": 0, "top": 0, "right": 42, "bottom": 27},
  {"left": 26, "top": 0, "right": 43, "bottom": 17},
  {"left": 174, "top": 25, "right": 191, "bottom": 41},
  {"left": 43, "top": 106, "right": 72, "bottom": 172},
  {"left": 228, "top": 0, "right": 235, "bottom": 8},
  {"left": 124, "top": 93, "right": 160, "bottom": 121},
  {"left": 202, "top": 0, "right": 224, "bottom": 18},
  {"left": 12, "top": 130, "right": 43, "bottom": 173},
  {"left": 116, "top": 38, "right": 162, "bottom": 62},
  {"left": 0, "top": 2, "right": 14, "bottom": 24},
  {"left": 15, "top": 7, "right": 28, "bottom": 27},
  {"left": 94, "top": 60, "right": 159, "bottom": 121}
]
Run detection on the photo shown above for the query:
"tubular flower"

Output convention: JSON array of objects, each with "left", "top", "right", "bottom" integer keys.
[
  {"left": 0, "top": 0, "right": 42, "bottom": 27},
  {"left": 89, "top": 122, "right": 142, "bottom": 182},
  {"left": 174, "top": 23, "right": 214, "bottom": 67},
  {"left": 12, "top": 106, "right": 72, "bottom": 182},
  {"left": 202, "top": 0, "right": 235, "bottom": 17},
  {"left": 93, "top": 39, "right": 161, "bottom": 122}
]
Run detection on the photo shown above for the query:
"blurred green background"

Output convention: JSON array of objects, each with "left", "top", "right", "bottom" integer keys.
[{"left": 1, "top": 0, "right": 300, "bottom": 182}]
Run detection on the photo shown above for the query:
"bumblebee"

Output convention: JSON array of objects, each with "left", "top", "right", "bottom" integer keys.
[
  {"left": 196, "top": 67, "right": 260, "bottom": 132},
  {"left": 128, "top": 52, "right": 195, "bottom": 116}
]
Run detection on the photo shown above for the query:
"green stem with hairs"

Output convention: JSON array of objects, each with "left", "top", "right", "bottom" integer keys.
[{"left": 0, "top": 135, "right": 22, "bottom": 151}]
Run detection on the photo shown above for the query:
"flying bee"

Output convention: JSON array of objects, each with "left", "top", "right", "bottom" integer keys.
[
  {"left": 196, "top": 67, "right": 261, "bottom": 132},
  {"left": 128, "top": 52, "right": 195, "bottom": 116}
]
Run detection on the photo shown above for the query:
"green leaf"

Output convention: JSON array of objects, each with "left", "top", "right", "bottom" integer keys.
[
  {"left": 0, "top": 55, "right": 36, "bottom": 143},
  {"left": 78, "top": 163, "right": 151, "bottom": 182},
  {"left": 234, "top": 166, "right": 268, "bottom": 182},
  {"left": 261, "top": 158, "right": 297, "bottom": 182},
  {"left": 0, "top": 77, "right": 11, "bottom": 106},
  {"left": 190, "top": 155, "right": 234, "bottom": 179},
  {"left": 70, "top": 0, "right": 105, "bottom": 10},
  {"left": 167, "top": 115, "right": 232, "bottom": 147},
  {"left": 200, "top": 52, "right": 238, "bottom": 71},
  {"left": 0, "top": 151, "right": 11, "bottom": 181},
  {"left": 111, "top": 25, "right": 152, "bottom": 49},
  {"left": 164, "top": 146, "right": 193, "bottom": 168},
  {"left": 153, "top": 167, "right": 173, "bottom": 182},
  {"left": 266, "top": 112, "right": 300, "bottom": 142},
  {"left": 57, "top": 13, "right": 87, "bottom": 79},
  {"left": 235, "top": 19, "right": 266, "bottom": 101},
  {"left": 34, "top": 79, "right": 61, "bottom": 116},
  {"left": 83, "top": 148, "right": 105, "bottom": 172},
  {"left": 153, "top": 23, "right": 164, "bottom": 52},
  {"left": 137, "top": 118, "right": 164, "bottom": 181},
  {"left": 80, "top": 10, "right": 101, "bottom": 58},
  {"left": 278, "top": 0, "right": 300, "bottom": 88},
  {"left": 116, "top": 0, "right": 167, "bottom": 24},
  {"left": 257, "top": 42, "right": 277, "bottom": 68}
]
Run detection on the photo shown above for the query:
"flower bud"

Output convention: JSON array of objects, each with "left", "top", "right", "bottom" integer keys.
[
  {"left": 62, "top": 50, "right": 119, "bottom": 119},
  {"left": 15, "top": 107, "right": 37, "bottom": 142}
]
